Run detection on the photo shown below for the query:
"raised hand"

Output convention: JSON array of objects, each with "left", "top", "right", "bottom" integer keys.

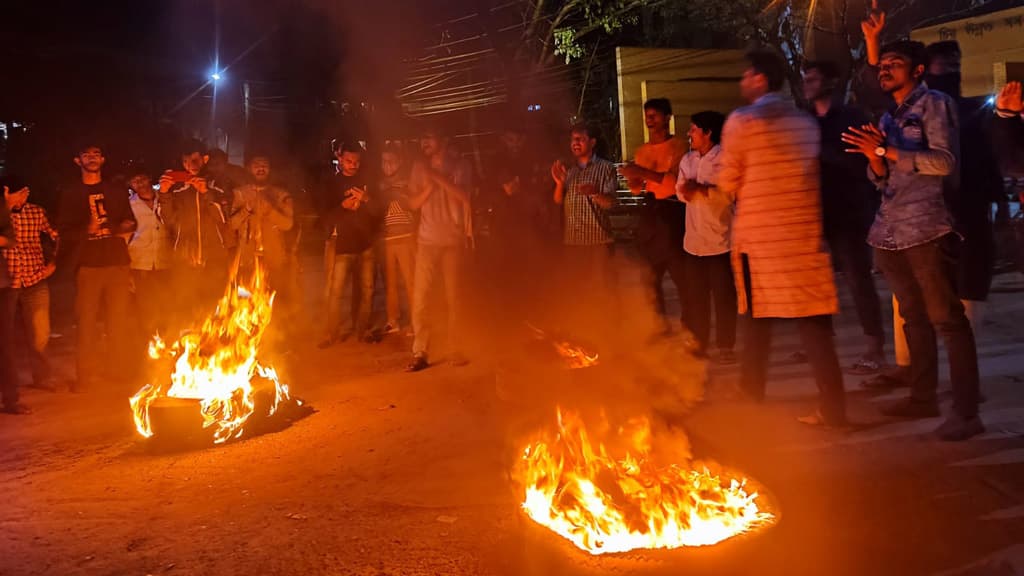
[
  {"left": 550, "top": 160, "right": 568, "bottom": 185},
  {"left": 861, "top": 0, "right": 886, "bottom": 39},
  {"left": 502, "top": 175, "right": 521, "bottom": 196},
  {"left": 996, "top": 81, "right": 1023, "bottom": 113},
  {"left": 861, "top": 0, "right": 886, "bottom": 65}
]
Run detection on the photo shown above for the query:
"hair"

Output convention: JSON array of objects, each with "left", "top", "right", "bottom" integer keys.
[
  {"left": 75, "top": 139, "right": 103, "bottom": 155},
  {"left": 745, "top": 49, "right": 788, "bottom": 92},
  {"left": 335, "top": 140, "right": 365, "bottom": 156},
  {"left": 880, "top": 40, "right": 928, "bottom": 71},
  {"left": 246, "top": 152, "right": 271, "bottom": 165},
  {"left": 125, "top": 162, "right": 151, "bottom": 179},
  {"left": 381, "top": 143, "right": 404, "bottom": 161},
  {"left": 802, "top": 60, "right": 841, "bottom": 82},
  {"left": 419, "top": 119, "right": 449, "bottom": 140},
  {"left": 207, "top": 148, "right": 228, "bottom": 161},
  {"left": 569, "top": 121, "right": 599, "bottom": 141},
  {"left": 926, "top": 40, "right": 961, "bottom": 65},
  {"left": 1, "top": 175, "right": 27, "bottom": 193},
  {"left": 643, "top": 97, "right": 672, "bottom": 117},
  {"left": 690, "top": 111, "right": 726, "bottom": 145},
  {"left": 181, "top": 139, "right": 207, "bottom": 157}
]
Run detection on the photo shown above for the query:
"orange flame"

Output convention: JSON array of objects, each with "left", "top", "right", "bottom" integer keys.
[
  {"left": 517, "top": 409, "right": 774, "bottom": 554},
  {"left": 129, "top": 261, "right": 290, "bottom": 444},
  {"left": 527, "top": 323, "right": 599, "bottom": 369}
]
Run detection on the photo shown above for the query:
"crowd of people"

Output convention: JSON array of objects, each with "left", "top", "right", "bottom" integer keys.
[{"left": 2, "top": 7, "right": 1023, "bottom": 444}]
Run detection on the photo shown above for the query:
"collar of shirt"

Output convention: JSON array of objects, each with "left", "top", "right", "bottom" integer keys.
[
  {"left": 753, "top": 92, "right": 785, "bottom": 107},
  {"left": 698, "top": 144, "right": 721, "bottom": 160},
  {"left": 889, "top": 82, "right": 930, "bottom": 119}
]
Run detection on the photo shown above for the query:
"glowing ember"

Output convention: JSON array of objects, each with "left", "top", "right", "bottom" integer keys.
[
  {"left": 516, "top": 409, "right": 775, "bottom": 555},
  {"left": 526, "top": 323, "right": 599, "bottom": 369},
  {"left": 130, "top": 261, "right": 291, "bottom": 444}
]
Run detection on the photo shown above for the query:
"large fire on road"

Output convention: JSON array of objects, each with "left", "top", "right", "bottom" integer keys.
[
  {"left": 129, "top": 262, "right": 292, "bottom": 444},
  {"left": 517, "top": 409, "right": 775, "bottom": 555}
]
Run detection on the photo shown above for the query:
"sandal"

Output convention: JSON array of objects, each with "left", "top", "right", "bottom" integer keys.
[
  {"left": 2, "top": 403, "right": 32, "bottom": 415},
  {"left": 861, "top": 368, "right": 910, "bottom": 390},
  {"left": 783, "top": 350, "right": 808, "bottom": 365},
  {"left": 846, "top": 356, "right": 882, "bottom": 376},
  {"left": 796, "top": 411, "right": 848, "bottom": 430}
]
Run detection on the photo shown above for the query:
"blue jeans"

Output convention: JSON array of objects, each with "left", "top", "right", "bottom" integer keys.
[
  {"left": 6, "top": 281, "right": 51, "bottom": 385},
  {"left": 324, "top": 247, "right": 375, "bottom": 338},
  {"left": 0, "top": 287, "right": 18, "bottom": 407}
]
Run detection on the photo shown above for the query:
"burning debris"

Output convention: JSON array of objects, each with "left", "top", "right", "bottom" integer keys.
[
  {"left": 526, "top": 323, "right": 600, "bottom": 369},
  {"left": 129, "top": 261, "right": 296, "bottom": 444},
  {"left": 516, "top": 409, "right": 775, "bottom": 555}
]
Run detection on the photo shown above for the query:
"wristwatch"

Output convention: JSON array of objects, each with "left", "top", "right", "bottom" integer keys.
[{"left": 874, "top": 145, "right": 888, "bottom": 157}]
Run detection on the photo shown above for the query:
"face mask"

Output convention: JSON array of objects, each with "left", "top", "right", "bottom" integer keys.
[{"left": 925, "top": 72, "right": 961, "bottom": 99}]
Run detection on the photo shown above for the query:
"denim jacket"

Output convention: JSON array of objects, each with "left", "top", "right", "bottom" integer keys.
[{"left": 867, "top": 82, "right": 960, "bottom": 251}]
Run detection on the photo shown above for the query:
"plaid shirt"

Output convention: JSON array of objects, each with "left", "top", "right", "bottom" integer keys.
[
  {"left": 562, "top": 156, "right": 617, "bottom": 246},
  {"left": 3, "top": 203, "right": 58, "bottom": 288}
]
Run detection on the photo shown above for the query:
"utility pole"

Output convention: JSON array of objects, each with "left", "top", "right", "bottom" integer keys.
[{"left": 244, "top": 81, "right": 252, "bottom": 140}]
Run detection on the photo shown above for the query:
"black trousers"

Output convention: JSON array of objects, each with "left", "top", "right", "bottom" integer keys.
[
  {"left": 826, "top": 228, "right": 885, "bottom": 349},
  {"left": 0, "top": 287, "right": 18, "bottom": 407},
  {"left": 642, "top": 244, "right": 687, "bottom": 328},
  {"left": 684, "top": 252, "right": 737, "bottom": 352},
  {"left": 874, "top": 234, "right": 980, "bottom": 419},
  {"left": 739, "top": 255, "right": 847, "bottom": 424}
]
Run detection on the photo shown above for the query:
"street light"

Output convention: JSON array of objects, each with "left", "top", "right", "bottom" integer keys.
[{"left": 210, "top": 71, "right": 223, "bottom": 82}]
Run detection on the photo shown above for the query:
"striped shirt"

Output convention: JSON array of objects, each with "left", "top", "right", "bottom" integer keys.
[
  {"left": 562, "top": 156, "right": 617, "bottom": 246},
  {"left": 4, "top": 203, "right": 58, "bottom": 288},
  {"left": 719, "top": 92, "right": 838, "bottom": 319},
  {"left": 380, "top": 175, "right": 415, "bottom": 240}
]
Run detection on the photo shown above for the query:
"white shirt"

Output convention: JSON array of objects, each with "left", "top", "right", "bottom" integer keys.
[
  {"left": 128, "top": 193, "right": 172, "bottom": 270},
  {"left": 675, "top": 145, "right": 733, "bottom": 256}
]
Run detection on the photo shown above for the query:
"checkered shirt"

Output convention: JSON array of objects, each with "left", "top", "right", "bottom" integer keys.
[
  {"left": 562, "top": 156, "right": 617, "bottom": 246},
  {"left": 3, "top": 203, "right": 57, "bottom": 288}
]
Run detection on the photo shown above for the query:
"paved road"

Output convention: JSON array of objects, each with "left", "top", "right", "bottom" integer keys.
[{"left": 1, "top": 264, "right": 1022, "bottom": 576}]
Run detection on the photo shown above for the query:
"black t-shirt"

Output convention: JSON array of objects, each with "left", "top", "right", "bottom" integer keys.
[
  {"left": 323, "top": 172, "right": 382, "bottom": 254},
  {"left": 817, "top": 105, "right": 876, "bottom": 235},
  {"left": 57, "top": 181, "right": 135, "bottom": 268},
  {"left": 489, "top": 153, "right": 557, "bottom": 242}
]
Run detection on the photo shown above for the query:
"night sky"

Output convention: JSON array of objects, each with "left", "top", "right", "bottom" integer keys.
[{"left": 0, "top": 0, "right": 462, "bottom": 199}]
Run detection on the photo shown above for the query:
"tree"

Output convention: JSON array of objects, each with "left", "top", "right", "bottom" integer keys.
[
  {"left": 527, "top": 0, "right": 949, "bottom": 105},
  {"left": 519, "top": 0, "right": 818, "bottom": 102},
  {"left": 516, "top": 0, "right": 668, "bottom": 66}
]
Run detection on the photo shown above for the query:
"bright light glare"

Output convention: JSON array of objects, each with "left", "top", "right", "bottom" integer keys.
[
  {"left": 986, "top": 96, "right": 996, "bottom": 106},
  {"left": 210, "top": 72, "right": 222, "bottom": 82}
]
